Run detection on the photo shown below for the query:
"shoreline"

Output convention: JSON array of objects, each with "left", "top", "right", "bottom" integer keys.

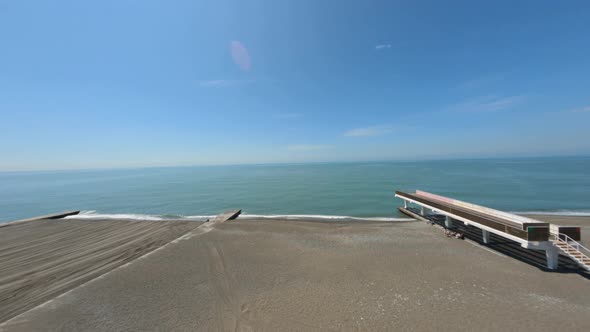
[
  {"left": 52, "top": 210, "right": 590, "bottom": 222},
  {"left": 3, "top": 211, "right": 590, "bottom": 228},
  {"left": 3, "top": 207, "right": 590, "bottom": 225}
]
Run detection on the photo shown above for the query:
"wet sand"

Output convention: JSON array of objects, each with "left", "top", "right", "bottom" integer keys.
[{"left": 1, "top": 215, "right": 589, "bottom": 331}]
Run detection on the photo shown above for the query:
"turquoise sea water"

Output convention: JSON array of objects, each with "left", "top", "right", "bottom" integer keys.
[{"left": 1, "top": 157, "right": 589, "bottom": 223}]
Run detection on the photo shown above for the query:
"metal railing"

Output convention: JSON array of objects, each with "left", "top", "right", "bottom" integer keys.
[{"left": 550, "top": 233, "right": 590, "bottom": 264}]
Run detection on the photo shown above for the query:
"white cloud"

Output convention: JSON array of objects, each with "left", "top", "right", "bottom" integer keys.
[
  {"left": 199, "top": 79, "right": 253, "bottom": 87},
  {"left": 447, "top": 95, "right": 525, "bottom": 113},
  {"left": 287, "top": 144, "right": 333, "bottom": 151},
  {"left": 344, "top": 126, "right": 393, "bottom": 137},
  {"left": 230, "top": 40, "right": 251, "bottom": 71},
  {"left": 375, "top": 44, "right": 392, "bottom": 50},
  {"left": 569, "top": 105, "right": 590, "bottom": 113}
]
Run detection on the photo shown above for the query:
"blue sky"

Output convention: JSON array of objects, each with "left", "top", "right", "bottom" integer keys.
[{"left": 1, "top": 0, "right": 590, "bottom": 171}]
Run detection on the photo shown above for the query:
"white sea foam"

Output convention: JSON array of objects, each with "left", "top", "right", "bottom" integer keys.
[
  {"left": 237, "top": 214, "right": 413, "bottom": 221},
  {"left": 68, "top": 211, "right": 213, "bottom": 221},
  {"left": 64, "top": 209, "right": 590, "bottom": 222},
  {"left": 68, "top": 212, "right": 166, "bottom": 221},
  {"left": 66, "top": 211, "right": 412, "bottom": 222}
]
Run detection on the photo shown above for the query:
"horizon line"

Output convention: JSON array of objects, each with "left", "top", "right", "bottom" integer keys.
[{"left": 1, "top": 154, "right": 588, "bottom": 174}]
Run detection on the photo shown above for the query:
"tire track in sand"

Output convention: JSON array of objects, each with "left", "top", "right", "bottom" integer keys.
[{"left": 207, "top": 243, "right": 254, "bottom": 332}]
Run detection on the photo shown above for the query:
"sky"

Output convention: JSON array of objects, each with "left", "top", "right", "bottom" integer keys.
[{"left": 1, "top": 0, "right": 590, "bottom": 171}]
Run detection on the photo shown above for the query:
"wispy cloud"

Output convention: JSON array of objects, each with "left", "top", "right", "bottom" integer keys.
[
  {"left": 199, "top": 79, "right": 253, "bottom": 88},
  {"left": 287, "top": 144, "right": 332, "bottom": 151},
  {"left": 447, "top": 95, "right": 525, "bottom": 113},
  {"left": 375, "top": 44, "right": 392, "bottom": 50},
  {"left": 569, "top": 105, "right": 590, "bottom": 113},
  {"left": 230, "top": 40, "right": 251, "bottom": 71},
  {"left": 344, "top": 126, "right": 393, "bottom": 137}
]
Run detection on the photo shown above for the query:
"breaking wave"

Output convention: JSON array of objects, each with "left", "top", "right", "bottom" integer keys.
[
  {"left": 67, "top": 209, "right": 590, "bottom": 222},
  {"left": 67, "top": 211, "right": 413, "bottom": 222},
  {"left": 238, "top": 214, "right": 412, "bottom": 221},
  {"left": 69, "top": 211, "right": 214, "bottom": 221}
]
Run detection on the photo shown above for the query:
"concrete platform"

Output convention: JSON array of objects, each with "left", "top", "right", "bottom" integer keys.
[{"left": 0, "top": 211, "right": 80, "bottom": 228}]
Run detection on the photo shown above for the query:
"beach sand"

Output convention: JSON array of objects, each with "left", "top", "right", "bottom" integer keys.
[
  {"left": 0, "top": 218, "right": 201, "bottom": 323},
  {"left": 1, "top": 216, "right": 590, "bottom": 331}
]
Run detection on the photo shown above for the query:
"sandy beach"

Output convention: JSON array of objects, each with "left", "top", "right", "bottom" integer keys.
[
  {"left": 0, "top": 218, "right": 201, "bottom": 323},
  {"left": 1, "top": 214, "right": 589, "bottom": 331}
]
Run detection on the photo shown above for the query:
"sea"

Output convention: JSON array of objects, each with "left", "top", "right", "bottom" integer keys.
[{"left": 1, "top": 157, "right": 589, "bottom": 223}]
